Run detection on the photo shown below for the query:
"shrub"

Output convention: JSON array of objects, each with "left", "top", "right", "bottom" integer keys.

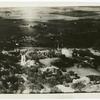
[
  {"left": 72, "top": 81, "right": 86, "bottom": 92},
  {"left": 72, "top": 77, "right": 90, "bottom": 92}
]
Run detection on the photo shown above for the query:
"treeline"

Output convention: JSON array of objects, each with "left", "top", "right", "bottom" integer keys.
[{"left": 33, "top": 19, "right": 100, "bottom": 49}]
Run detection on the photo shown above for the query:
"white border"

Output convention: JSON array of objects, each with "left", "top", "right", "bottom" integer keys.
[
  {"left": 1, "top": 0, "right": 100, "bottom": 3},
  {"left": 0, "top": 2, "right": 100, "bottom": 7},
  {"left": 0, "top": 93, "right": 100, "bottom": 99},
  {"left": 0, "top": 1, "right": 100, "bottom": 99}
]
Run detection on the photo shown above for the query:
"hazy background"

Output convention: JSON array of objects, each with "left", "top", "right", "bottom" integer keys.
[{"left": 0, "top": 7, "right": 100, "bottom": 49}]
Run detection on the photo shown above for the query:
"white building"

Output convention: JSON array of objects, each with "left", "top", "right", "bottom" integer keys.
[
  {"left": 61, "top": 48, "right": 73, "bottom": 58},
  {"left": 21, "top": 54, "right": 26, "bottom": 66}
]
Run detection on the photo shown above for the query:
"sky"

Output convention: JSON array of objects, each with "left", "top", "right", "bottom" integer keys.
[
  {"left": 0, "top": 6, "right": 99, "bottom": 29},
  {"left": 0, "top": 7, "right": 100, "bottom": 21}
]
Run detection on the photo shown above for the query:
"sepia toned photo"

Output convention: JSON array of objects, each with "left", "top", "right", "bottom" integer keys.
[{"left": 0, "top": 6, "right": 100, "bottom": 94}]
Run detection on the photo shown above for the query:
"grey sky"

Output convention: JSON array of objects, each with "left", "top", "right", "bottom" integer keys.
[{"left": 0, "top": 7, "right": 99, "bottom": 25}]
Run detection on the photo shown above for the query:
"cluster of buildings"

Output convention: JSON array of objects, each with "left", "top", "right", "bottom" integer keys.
[{"left": 20, "top": 48, "right": 74, "bottom": 66}]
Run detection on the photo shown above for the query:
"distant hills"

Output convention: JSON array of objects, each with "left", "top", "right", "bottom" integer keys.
[
  {"left": 0, "top": 8, "right": 100, "bottom": 50},
  {"left": 33, "top": 18, "right": 100, "bottom": 49}
]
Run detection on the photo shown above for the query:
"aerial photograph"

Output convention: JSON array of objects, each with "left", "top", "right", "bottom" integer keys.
[{"left": 0, "top": 7, "right": 100, "bottom": 93}]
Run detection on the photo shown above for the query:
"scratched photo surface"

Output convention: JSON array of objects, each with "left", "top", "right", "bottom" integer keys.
[{"left": 0, "top": 7, "right": 100, "bottom": 93}]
